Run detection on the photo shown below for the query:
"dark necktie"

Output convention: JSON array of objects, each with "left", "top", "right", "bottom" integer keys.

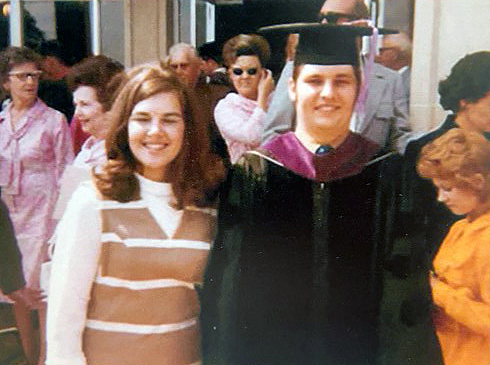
[{"left": 315, "top": 145, "right": 334, "bottom": 155}]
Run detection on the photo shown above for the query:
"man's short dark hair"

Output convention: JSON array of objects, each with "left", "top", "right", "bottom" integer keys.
[
  {"left": 198, "top": 41, "right": 223, "bottom": 64},
  {"left": 39, "top": 40, "right": 72, "bottom": 65}
]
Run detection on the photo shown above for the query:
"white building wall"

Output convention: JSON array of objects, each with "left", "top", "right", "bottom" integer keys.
[{"left": 410, "top": 0, "right": 490, "bottom": 131}]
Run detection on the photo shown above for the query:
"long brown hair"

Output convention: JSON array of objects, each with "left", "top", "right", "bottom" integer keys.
[{"left": 95, "top": 65, "right": 226, "bottom": 208}]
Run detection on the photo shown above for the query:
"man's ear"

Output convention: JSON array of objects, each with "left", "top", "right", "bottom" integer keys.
[
  {"left": 459, "top": 99, "right": 468, "bottom": 111},
  {"left": 2, "top": 80, "right": 9, "bottom": 93},
  {"left": 288, "top": 77, "right": 297, "bottom": 103}
]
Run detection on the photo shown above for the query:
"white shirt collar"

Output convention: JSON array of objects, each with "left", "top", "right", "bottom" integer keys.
[
  {"left": 398, "top": 66, "right": 409, "bottom": 74},
  {"left": 136, "top": 173, "right": 173, "bottom": 197}
]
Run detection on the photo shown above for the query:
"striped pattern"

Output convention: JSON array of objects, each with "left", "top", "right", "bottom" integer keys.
[
  {"left": 85, "top": 318, "right": 197, "bottom": 334},
  {"left": 82, "top": 203, "right": 215, "bottom": 365},
  {"left": 100, "top": 235, "right": 212, "bottom": 250},
  {"left": 83, "top": 324, "right": 201, "bottom": 365},
  {"left": 95, "top": 277, "right": 196, "bottom": 290}
]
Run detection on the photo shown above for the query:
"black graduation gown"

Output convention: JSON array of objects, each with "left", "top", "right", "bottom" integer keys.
[
  {"left": 201, "top": 151, "right": 402, "bottom": 365},
  {"left": 401, "top": 114, "right": 461, "bottom": 266}
]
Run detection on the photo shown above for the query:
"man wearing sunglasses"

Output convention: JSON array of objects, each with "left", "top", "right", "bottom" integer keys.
[{"left": 263, "top": 0, "right": 412, "bottom": 155}]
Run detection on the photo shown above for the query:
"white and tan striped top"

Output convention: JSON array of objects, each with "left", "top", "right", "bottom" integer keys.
[{"left": 46, "top": 174, "right": 216, "bottom": 365}]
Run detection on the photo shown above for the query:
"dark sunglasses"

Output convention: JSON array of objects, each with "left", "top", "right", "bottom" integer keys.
[
  {"left": 232, "top": 67, "right": 258, "bottom": 76},
  {"left": 378, "top": 47, "right": 396, "bottom": 53},
  {"left": 317, "top": 12, "right": 358, "bottom": 24}
]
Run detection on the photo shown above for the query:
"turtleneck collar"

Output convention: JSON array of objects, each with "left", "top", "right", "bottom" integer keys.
[{"left": 136, "top": 173, "right": 173, "bottom": 197}]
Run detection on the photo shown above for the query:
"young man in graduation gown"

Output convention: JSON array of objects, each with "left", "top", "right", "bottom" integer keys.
[{"left": 200, "top": 24, "right": 433, "bottom": 365}]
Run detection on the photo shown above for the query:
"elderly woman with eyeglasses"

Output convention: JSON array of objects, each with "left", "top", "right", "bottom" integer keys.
[
  {"left": 214, "top": 34, "right": 275, "bottom": 163},
  {"left": 0, "top": 46, "right": 73, "bottom": 365}
]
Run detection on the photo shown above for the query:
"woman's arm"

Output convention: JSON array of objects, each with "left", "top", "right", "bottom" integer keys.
[
  {"left": 214, "top": 95, "right": 268, "bottom": 146},
  {"left": 52, "top": 112, "right": 74, "bottom": 185},
  {"left": 256, "top": 69, "right": 275, "bottom": 113},
  {"left": 46, "top": 183, "right": 101, "bottom": 365},
  {"left": 431, "top": 261, "right": 490, "bottom": 336},
  {"left": 262, "top": 61, "right": 295, "bottom": 144}
]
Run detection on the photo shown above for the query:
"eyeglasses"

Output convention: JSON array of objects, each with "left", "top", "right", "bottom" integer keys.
[
  {"left": 317, "top": 12, "right": 358, "bottom": 24},
  {"left": 378, "top": 47, "right": 396, "bottom": 53},
  {"left": 232, "top": 67, "right": 258, "bottom": 76},
  {"left": 8, "top": 71, "right": 43, "bottom": 81}
]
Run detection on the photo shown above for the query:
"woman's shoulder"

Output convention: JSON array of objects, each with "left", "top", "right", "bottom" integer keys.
[
  {"left": 58, "top": 180, "right": 103, "bottom": 226},
  {"left": 448, "top": 212, "right": 490, "bottom": 239},
  {"left": 471, "top": 211, "right": 490, "bottom": 235},
  {"left": 37, "top": 99, "right": 68, "bottom": 125},
  {"left": 69, "top": 180, "right": 101, "bottom": 206},
  {"left": 216, "top": 92, "right": 239, "bottom": 106},
  {"left": 217, "top": 92, "right": 257, "bottom": 109}
]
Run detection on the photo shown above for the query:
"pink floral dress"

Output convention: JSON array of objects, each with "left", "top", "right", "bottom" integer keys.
[{"left": 0, "top": 99, "right": 73, "bottom": 296}]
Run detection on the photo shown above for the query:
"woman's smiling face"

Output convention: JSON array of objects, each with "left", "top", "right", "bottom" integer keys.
[
  {"left": 128, "top": 91, "right": 185, "bottom": 182},
  {"left": 73, "top": 85, "right": 107, "bottom": 138}
]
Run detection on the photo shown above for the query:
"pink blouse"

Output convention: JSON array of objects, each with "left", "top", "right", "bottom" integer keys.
[
  {"left": 0, "top": 99, "right": 73, "bottom": 290},
  {"left": 73, "top": 136, "right": 106, "bottom": 168},
  {"left": 214, "top": 93, "right": 271, "bottom": 164}
]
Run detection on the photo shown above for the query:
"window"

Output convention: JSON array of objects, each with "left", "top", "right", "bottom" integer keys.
[{"left": 4, "top": 0, "right": 124, "bottom": 65}]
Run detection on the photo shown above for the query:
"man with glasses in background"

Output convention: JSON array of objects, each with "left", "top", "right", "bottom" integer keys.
[{"left": 376, "top": 32, "right": 412, "bottom": 102}]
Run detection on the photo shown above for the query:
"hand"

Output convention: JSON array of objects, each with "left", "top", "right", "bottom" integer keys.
[
  {"left": 11, "top": 287, "right": 45, "bottom": 308},
  {"left": 6, "top": 289, "right": 27, "bottom": 304},
  {"left": 285, "top": 33, "right": 299, "bottom": 61},
  {"left": 258, "top": 69, "right": 275, "bottom": 98},
  {"left": 27, "top": 287, "right": 47, "bottom": 308},
  {"left": 257, "top": 69, "right": 275, "bottom": 111}
]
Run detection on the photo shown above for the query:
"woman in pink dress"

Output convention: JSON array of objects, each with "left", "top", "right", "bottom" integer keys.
[
  {"left": 0, "top": 47, "right": 73, "bottom": 364},
  {"left": 214, "top": 34, "right": 275, "bottom": 163}
]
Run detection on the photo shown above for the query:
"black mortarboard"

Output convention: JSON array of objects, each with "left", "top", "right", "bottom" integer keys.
[{"left": 259, "top": 23, "right": 396, "bottom": 66}]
